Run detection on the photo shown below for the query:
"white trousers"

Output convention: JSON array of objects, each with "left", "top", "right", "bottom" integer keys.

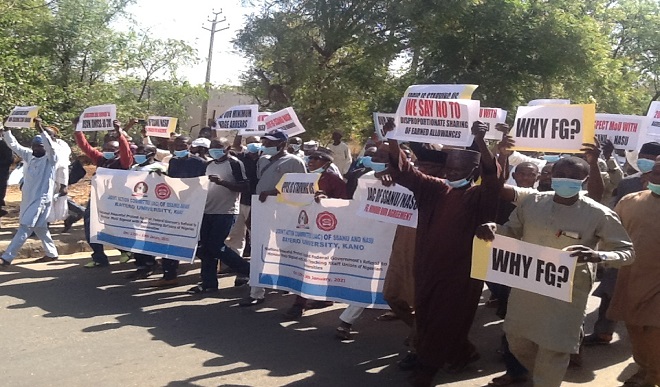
[
  {"left": 340, "top": 305, "right": 365, "bottom": 325},
  {"left": 225, "top": 204, "right": 251, "bottom": 256},
  {"left": 2, "top": 225, "right": 58, "bottom": 263}
]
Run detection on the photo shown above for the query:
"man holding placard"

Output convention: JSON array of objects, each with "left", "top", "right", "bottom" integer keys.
[{"left": 476, "top": 156, "right": 634, "bottom": 387}]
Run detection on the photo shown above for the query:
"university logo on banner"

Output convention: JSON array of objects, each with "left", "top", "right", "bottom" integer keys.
[
  {"left": 355, "top": 178, "right": 418, "bottom": 228},
  {"left": 275, "top": 173, "right": 320, "bottom": 206},
  {"left": 76, "top": 104, "right": 117, "bottom": 132},
  {"left": 511, "top": 104, "right": 596, "bottom": 153},
  {"left": 471, "top": 235, "right": 578, "bottom": 302},
  {"left": 145, "top": 116, "right": 177, "bottom": 138},
  {"left": 250, "top": 197, "right": 397, "bottom": 308},
  {"left": 595, "top": 113, "right": 648, "bottom": 151},
  {"left": 4, "top": 106, "right": 39, "bottom": 128},
  {"left": 215, "top": 105, "right": 259, "bottom": 132},
  {"left": 264, "top": 107, "right": 305, "bottom": 137},
  {"left": 479, "top": 107, "right": 508, "bottom": 140}
]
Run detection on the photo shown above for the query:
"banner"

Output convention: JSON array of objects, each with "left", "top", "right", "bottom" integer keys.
[
  {"left": 4, "top": 106, "right": 39, "bottom": 128},
  {"left": 90, "top": 169, "right": 208, "bottom": 262},
  {"left": 373, "top": 112, "right": 396, "bottom": 141},
  {"left": 76, "top": 104, "right": 117, "bottom": 132},
  {"left": 240, "top": 112, "right": 271, "bottom": 135},
  {"left": 389, "top": 98, "right": 480, "bottom": 146},
  {"left": 511, "top": 104, "right": 596, "bottom": 152},
  {"left": 145, "top": 116, "right": 177, "bottom": 138},
  {"left": 595, "top": 113, "right": 648, "bottom": 151},
  {"left": 479, "top": 107, "right": 508, "bottom": 140},
  {"left": 264, "top": 107, "right": 305, "bottom": 137},
  {"left": 471, "top": 235, "right": 578, "bottom": 302},
  {"left": 402, "top": 84, "right": 478, "bottom": 100},
  {"left": 355, "top": 178, "right": 417, "bottom": 228},
  {"left": 215, "top": 104, "right": 259, "bottom": 132},
  {"left": 251, "top": 197, "right": 398, "bottom": 308},
  {"left": 275, "top": 173, "right": 320, "bottom": 206},
  {"left": 528, "top": 99, "right": 571, "bottom": 106},
  {"left": 644, "top": 101, "right": 660, "bottom": 138}
]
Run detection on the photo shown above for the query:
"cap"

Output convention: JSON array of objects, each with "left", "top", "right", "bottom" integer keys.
[
  {"left": 640, "top": 142, "right": 660, "bottom": 156},
  {"left": 263, "top": 129, "right": 288, "bottom": 142},
  {"left": 191, "top": 138, "right": 211, "bottom": 148},
  {"left": 32, "top": 135, "right": 44, "bottom": 145},
  {"left": 310, "top": 150, "right": 334, "bottom": 162},
  {"left": 303, "top": 140, "right": 319, "bottom": 150}
]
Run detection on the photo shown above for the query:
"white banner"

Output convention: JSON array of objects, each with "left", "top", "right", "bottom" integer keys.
[
  {"left": 373, "top": 112, "right": 395, "bottom": 141},
  {"left": 595, "top": 113, "right": 648, "bottom": 151},
  {"left": 240, "top": 112, "right": 271, "bottom": 135},
  {"left": 264, "top": 107, "right": 305, "bottom": 137},
  {"left": 215, "top": 104, "right": 259, "bottom": 132},
  {"left": 528, "top": 99, "right": 571, "bottom": 106},
  {"left": 355, "top": 179, "right": 417, "bottom": 228},
  {"left": 76, "top": 104, "right": 117, "bottom": 132},
  {"left": 402, "top": 84, "right": 478, "bottom": 100},
  {"left": 145, "top": 116, "right": 177, "bottom": 138},
  {"left": 90, "top": 169, "right": 209, "bottom": 262},
  {"left": 275, "top": 173, "right": 320, "bottom": 206},
  {"left": 251, "top": 197, "right": 398, "bottom": 308},
  {"left": 4, "top": 106, "right": 39, "bottom": 128},
  {"left": 644, "top": 101, "right": 660, "bottom": 138},
  {"left": 471, "top": 235, "right": 578, "bottom": 302},
  {"left": 480, "top": 107, "right": 508, "bottom": 140}
]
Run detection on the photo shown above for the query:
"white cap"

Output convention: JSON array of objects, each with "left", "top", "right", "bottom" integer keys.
[{"left": 191, "top": 138, "right": 211, "bottom": 148}]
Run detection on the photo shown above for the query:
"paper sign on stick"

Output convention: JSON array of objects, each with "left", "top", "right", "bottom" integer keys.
[
  {"left": 4, "top": 106, "right": 39, "bottom": 128},
  {"left": 215, "top": 105, "right": 258, "bottom": 132},
  {"left": 264, "top": 107, "right": 305, "bottom": 137},
  {"left": 528, "top": 99, "right": 571, "bottom": 106},
  {"left": 76, "top": 104, "right": 117, "bottom": 132},
  {"left": 511, "top": 104, "right": 596, "bottom": 153},
  {"left": 373, "top": 112, "right": 395, "bottom": 141},
  {"left": 275, "top": 173, "right": 320, "bottom": 206},
  {"left": 240, "top": 112, "right": 271, "bottom": 135},
  {"left": 355, "top": 178, "right": 417, "bottom": 228},
  {"left": 145, "top": 116, "right": 177, "bottom": 138},
  {"left": 402, "top": 84, "right": 478, "bottom": 100},
  {"left": 595, "top": 114, "right": 647, "bottom": 151},
  {"left": 479, "top": 108, "right": 508, "bottom": 140},
  {"left": 471, "top": 235, "right": 578, "bottom": 302}
]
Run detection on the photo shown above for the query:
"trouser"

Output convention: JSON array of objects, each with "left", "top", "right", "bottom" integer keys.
[
  {"left": 84, "top": 202, "right": 108, "bottom": 265},
  {"left": 161, "top": 258, "right": 179, "bottom": 280},
  {"left": 67, "top": 198, "right": 86, "bottom": 220},
  {"left": 199, "top": 214, "right": 250, "bottom": 289},
  {"left": 339, "top": 305, "right": 365, "bottom": 325},
  {"left": 2, "top": 225, "right": 58, "bottom": 263},
  {"left": 250, "top": 286, "right": 266, "bottom": 299},
  {"left": 502, "top": 335, "right": 528, "bottom": 378},
  {"left": 134, "top": 253, "right": 156, "bottom": 269},
  {"left": 592, "top": 295, "right": 617, "bottom": 336},
  {"left": 0, "top": 164, "right": 9, "bottom": 208},
  {"left": 627, "top": 324, "right": 660, "bottom": 386},
  {"left": 507, "top": 334, "right": 570, "bottom": 387},
  {"left": 225, "top": 204, "right": 251, "bottom": 256}
]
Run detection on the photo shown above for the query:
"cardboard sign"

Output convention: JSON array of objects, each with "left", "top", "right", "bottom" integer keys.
[
  {"left": 389, "top": 98, "right": 480, "bottom": 146},
  {"left": 595, "top": 114, "right": 648, "bottom": 151},
  {"left": 250, "top": 197, "right": 397, "bottom": 308},
  {"left": 373, "top": 112, "right": 396, "bottom": 141},
  {"left": 4, "top": 106, "right": 39, "bottom": 128},
  {"left": 402, "top": 84, "right": 478, "bottom": 100},
  {"left": 240, "top": 112, "right": 271, "bottom": 136},
  {"left": 511, "top": 104, "right": 596, "bottom": 152},
  {"left": 264, "top": 107, "right": 305, "bottom": 137},
  {"left": 479, "top": 107, "right": 508, "bottom": 140},
  {"left": 355, "top": 178, "right": 418, "bottom": 228},
  {"left": 644, "top": 101, "right": 660, "bottom": 138},
  {"left": 471, "top": 235, "right": 578, "bottom": 302},
  {"left": 528, "top": 99, "right": 571, "bottom": 106},
  {"left": 145, "top": 116, "right": 178, "bottom": 138},
  {"left": 215, "top": 104, "right": 259, "bottom": 132},
  {"left": 76, "top": 104, "right": 117, "bottom": 132},
  {"left": 275, "top": 173, "right": 320, "bottom": 206}
]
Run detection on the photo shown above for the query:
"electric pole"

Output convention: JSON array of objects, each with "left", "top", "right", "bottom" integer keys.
[{"left": 201, "top": 10, "right": 229, "bottom": 127}]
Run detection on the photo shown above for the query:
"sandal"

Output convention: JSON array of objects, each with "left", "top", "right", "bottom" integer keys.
[
  {"left": 489, "top": 374, "right": 528, "bottom": 386},
  {"left": 0, "top": 258, "right": 10, "bottom": 269},
  {"left": 186, "top": 284, "right": 218, "bottom": 294}
]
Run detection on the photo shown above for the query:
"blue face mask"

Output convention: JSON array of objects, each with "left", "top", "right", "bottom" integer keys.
[
  {"left": 246, "top": 143, "right": 261, "bottom": 154},
  {"left": 173, "top": 150, "right": 189, "bottom": 158},
  {"left": 447, "top": 178, "right": 471, "bottom": 189},
  {"left": 310, "top": 167, "right": 326, "bottom": 174},
  {"left": 261, "top": 146, "right": 279, "bottom": 156},
  {"left": 637, "top": 158, "right": 655, "bottom": 174},
  {"left": 133, "top": 154, "right": 148, "bottom": 165},
  {"left": 103, "top": 151, "right": 116, "bottom": 160},
  {"left": 648, "top": 182, "right": 660, "bottom": 195},
  {"left": 361, "top": 156, "right": 387, "bottom": 173},
  {"left": 542, "top": 155, "right": 561, "bottom": 163},
  {"left": 209, "top": 148, "right": 226, "bottom": 160},
  {"left": 551, "top": 178, "right": 584, "bottom": 198}
]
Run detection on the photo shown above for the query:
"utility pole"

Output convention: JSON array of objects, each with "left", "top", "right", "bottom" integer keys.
[{"left": 201, "top": 10, "right": 229, "bottom": 127}]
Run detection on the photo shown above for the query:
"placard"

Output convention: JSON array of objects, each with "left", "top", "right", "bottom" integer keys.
[
  {"left": 145, "top": 116, "right": 178, "bottom": 138},
  {"left": 264, "top": 107, "right": 305, "bottom": 137},
  {"left": 76, "top": 104, "right": 117, "bottom": 132},
  {"left": 511, "top": 104, "right": 596, "bottom": 152},
  {"left": 373, "top": 112, "right": 395, "bottom": 141},
  {"left": 355, "top": 178, "right": 418, "bottom": 228},
  {"left": 240, "top": 112, "right": 271, "bottom": 135},
  {"left": 215, "top": 104, "right": 259, "bottom": 132},
  {"left": 528, "top": 99, "right": 571, "bottom": 106},
  {"left": 479, "top": 107, "right": 508, "bottom": 140},
  {"left": 275, "top": 173, "right": 320, "bottom": 206},
  {"left": 594, "top": 113, "right": 647, "bottom": 151},
  {"left": 644, "top": 101, "right": 660, "bottom": 138},
  {"left": 4, "top": 106, "right": 39, "bottom": 128},
  {"left": 402, "top": 84, "right": 478, "bottom": 100}
]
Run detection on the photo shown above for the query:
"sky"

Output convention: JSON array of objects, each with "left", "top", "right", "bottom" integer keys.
[{"left": 119, "top": 0, "right": 256, "bottom": 86}]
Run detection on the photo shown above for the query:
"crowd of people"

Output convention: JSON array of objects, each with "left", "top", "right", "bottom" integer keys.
[{"left": 0, "top": 115, "right": 659, "bottom": 387}]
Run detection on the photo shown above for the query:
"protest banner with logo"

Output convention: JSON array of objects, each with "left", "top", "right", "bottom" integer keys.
[
  {"left": 3, "top": 106, "right": 39, "bottom": 128},
  {"left": 264, "top": 107, "right": 305, "bottom": 137},
  {"left": 145, "top": 116, "right": 178, "bottom": 138},
  {"left": 76, "top": 104, "right": 117, "bottom": 132},
  {"left": 644, "top": 101, "right": 660, "bottom": 138},
  {"left": 479, "top": 107, "right": 508, "bottom": 140},
  {"left": 595, "top": 113, "right": 648, "bottom": 151},
  {"left": 355, "top": 178, "right": 417, "bottom": 228},
  {"left": 275, "top": 173, "right": 321, "bottom": 206},
  {"left": 251, "top": 197, "right": 398, "bottom": 308},
  {"left": 90, "top": 169, "right": 209, "bottom": 262},
  {"left": 528, "top": 99, "right": 571, "bottom": 106},
  {"left": 373, "top": 112, "right": 396, "bottom": 141},
  {"left": 240, "top": 112, "right": 271, "bottom": 135},
  {"left": 511, "top": 104, "right": 596, "bottom": 153},
  {"left": 215, "top": 104, "right": 259, "bottom": 132},
  {"left": 402, "top": 84, "right": 478, "bottom": 100},
  {"left": 471, "top": 235, "right": 578, "bottom": 302}
]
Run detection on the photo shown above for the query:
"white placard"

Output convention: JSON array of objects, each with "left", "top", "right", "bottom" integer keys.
[
  {"left": 355, "top": 178, "right": 417, "bottom": 228},
  {"left": 215, "top": 104, "right": 259, "bottom": 132},
  {"left": 4, "top": 106, "right": 39, "bottom": 128},
  {"left": 264, "top": 107, "right": 306, "bottom": 137},
  {"left": 76, "top": 104, "right": 117, "bottom": 132},
  {"left": 594, "top": 113, "right": 648, "bottom": 151},
  {"left": 480, "top": 107, "right": 508, "bottom": 140}
]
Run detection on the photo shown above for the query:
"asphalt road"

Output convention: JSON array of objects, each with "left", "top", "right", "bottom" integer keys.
[{"left": 0, "top": 251, "right": 638, "bottom": 387}]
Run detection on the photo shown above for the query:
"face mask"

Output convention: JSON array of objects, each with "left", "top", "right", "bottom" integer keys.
[
  {"left": 103, "top": 151, "right": 117, "bottom": 160},
  {"left": 551, "top": 178, "right": 584, "bottom": 198},
  {"left": 542, "top": 155, "right": 561, "bottom": 163},
  {"left": 246, "top": 143, "right": 261, "bottom": 154},
  {"left": 362, "top": 156, "right": 387, "bottom": 173},
  {"left": 637, "top": 158, "right": 655, "bottom": 174},
  {"left": 647, "top": 181, "right": 660, "bottom": 195},
  {"left": 291, "top": 144, "right": 301, "bottom": 152},
  {"left": 310, "top": 166, "right": 326, "bottom": 174},
  {"left": 447, "top": 178, "right": 471, "bottom": 189},
  {"left": 209, "top": 148, "right": 226, "bottom": 160},
  {"left": 173, "top": 150, "right": 189, "bottom": 158},
  {"left": 261, "top": 146, "right": 279, "bottom": 156},
  {"left": 133, "top": 154, "right": 148, "bottom": 165}
]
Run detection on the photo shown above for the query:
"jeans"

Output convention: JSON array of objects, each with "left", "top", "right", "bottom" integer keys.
[
  {"left": 199, "top": 214, "right": 250, "bottom": 289},
  {"left": 84, "top": 202, "right": 108, "bottom": 265}
]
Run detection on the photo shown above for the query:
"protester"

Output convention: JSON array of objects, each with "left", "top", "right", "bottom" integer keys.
[
  {"left": 0, "top": 118, "right": 59, "bottom": 266},
  {"left": 190, "top": 137, "right": 211, "bottom": 160},
  {"left": 288, "top": 136, "right": 304, "bottom": 158},
  {"left": 327, "top": 130, "right": 352, "bottom": 175}
]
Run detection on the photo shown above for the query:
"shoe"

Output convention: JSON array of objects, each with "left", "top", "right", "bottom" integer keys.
[
  {"left": 31, "top": 256, "right": 58, "bottom": 263},
  {"left": 218, "top": 265, "right": 234, "bottom": 275},
  {"left": 234, "top": 275, "right": 249, "bottom": 287},
  {"left": 62, "top": 216, "right": 76, "bottom": 233},
  {"left": 283, "top": 304, "right": 305, "bottom": 320},
  {"left": 335, "top": 325, "right": 353, "bottom": 340},
  {"left": 84, "top": 261, "right": 109, "bottom": 268},
  {"left": 187, "top": 284, "right": 218, "bottom": 294},
  {"left": 238, "top": 297, "right": 265, "bottom": 307},
  {"left": 0, "top": 258, "right": 10, "bottom": 269},
  {"left": 623, "top": 368, "right": 652, "bottom": 386},
  {"left": 125, "top": 268, "right": 152, "bottom": 280},
  {"left": 583, "top": 333, "right": 612, "bottom": 346},
  {"left": 488, "top": 374, "right": 528, "bottom": 386},
  {"left": 397, "top": 352, "right": 418, "bottom": 371},
  {"left": 118, "top": 252, "right": 131, "bottom": 264},
  {"left": 445, "top": 350, "right": 480, "bottom": 374},
  {"left": 152, "top": 278, "right": 179, "bottom": 287}
]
